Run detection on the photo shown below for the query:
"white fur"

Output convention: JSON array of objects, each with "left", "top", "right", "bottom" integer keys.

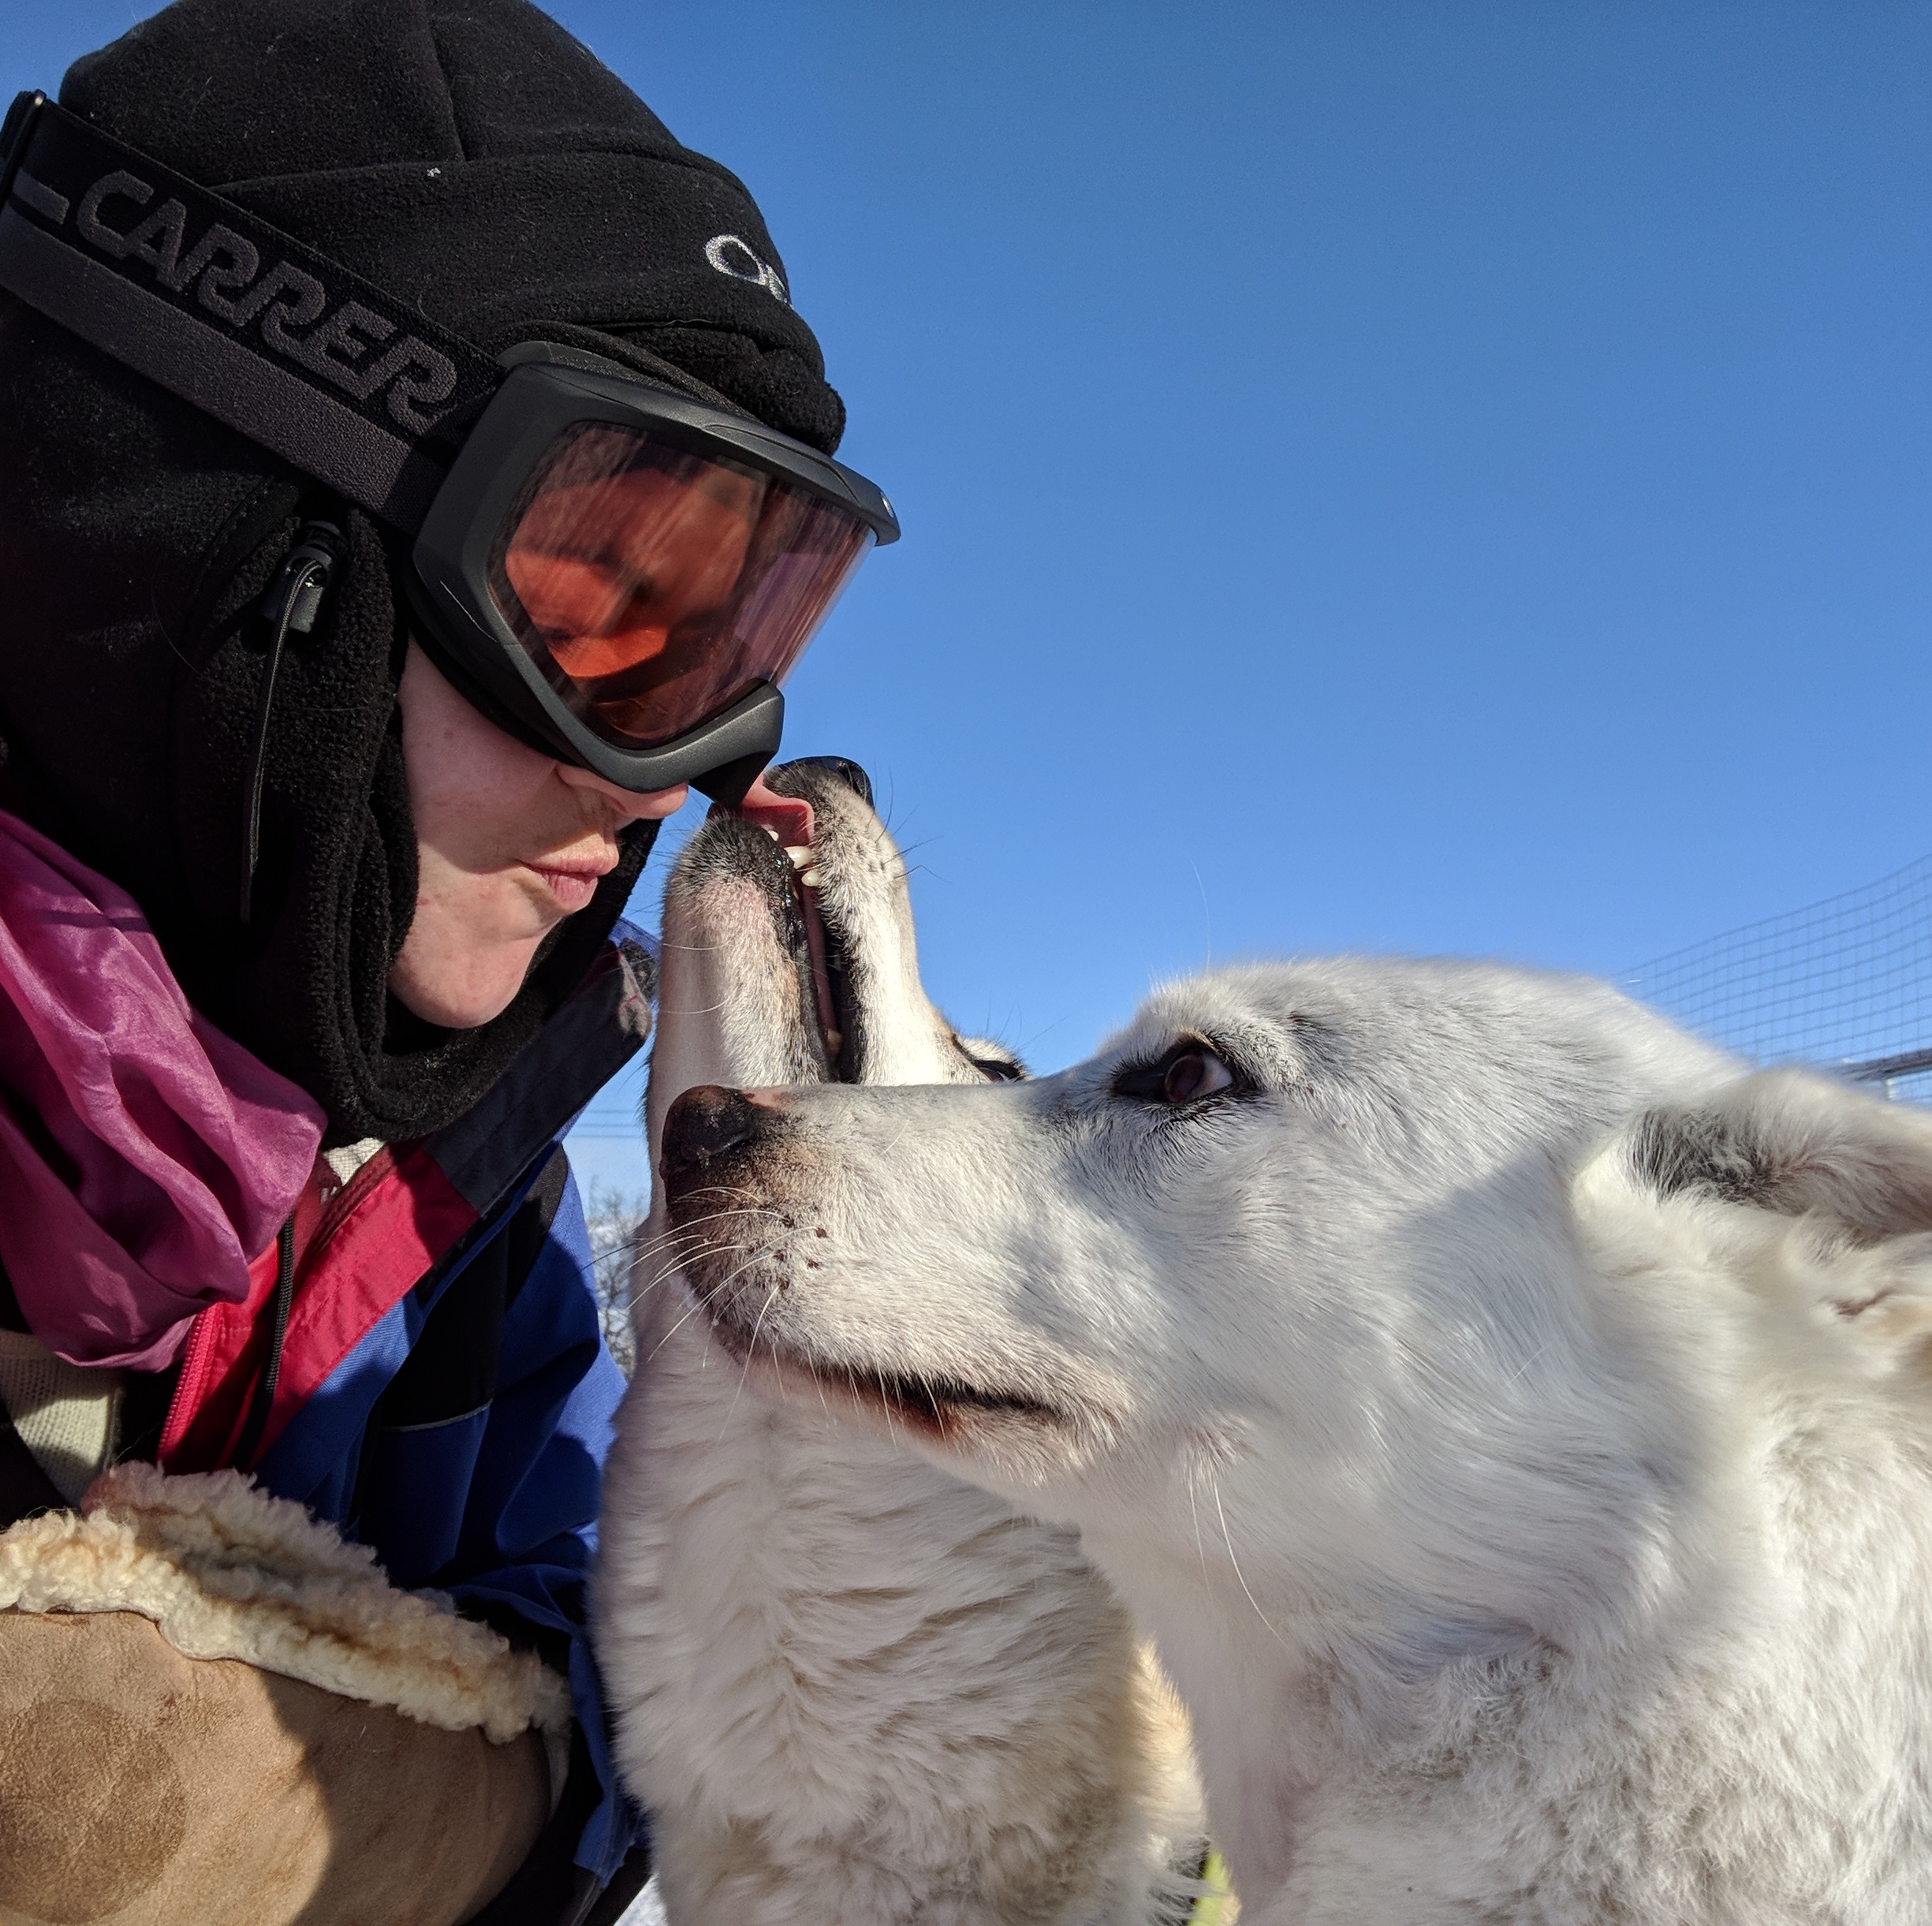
[
  {"left": 592, "top": 770, "right": 1206, "bottom": 1925},
  {"left": 666, "top": 954, "right": 1932, "bottom": 1923}
]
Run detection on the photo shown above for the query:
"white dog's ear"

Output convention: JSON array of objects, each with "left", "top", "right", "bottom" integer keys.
[
  {"left": 1622, "top": 1070, "right": 1932, "bottom": 1362},
  {"left": 1626, "top": 1069, "right": 1932, "bottom": 1239}
]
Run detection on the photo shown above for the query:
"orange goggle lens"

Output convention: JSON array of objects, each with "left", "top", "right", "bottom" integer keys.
[{"left": 487, "top": 424, "right": 875, "bottom": 752}]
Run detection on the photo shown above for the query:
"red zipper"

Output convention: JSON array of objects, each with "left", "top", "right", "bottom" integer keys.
[{"left": 156, "top": 1301, "right": 220, "bottom": 1465}]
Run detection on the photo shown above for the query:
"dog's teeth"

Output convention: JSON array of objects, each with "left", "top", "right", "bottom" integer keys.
[
  {"left": 761, "top": 826, "right": 781, "bottom": 842},
  {"left": 785, "top": 845, "right": 813, "bottom": 871},
  {"left": 800, "top": 868, "right": 824, "bottom": 889}
]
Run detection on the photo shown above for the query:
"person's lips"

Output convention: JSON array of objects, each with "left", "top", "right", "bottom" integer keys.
[{"left": 523, "top": 853, "right": 617, "bottom": 914}]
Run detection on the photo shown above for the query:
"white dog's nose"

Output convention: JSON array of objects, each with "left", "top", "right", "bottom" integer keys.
[{"left": 661, "top": 1084, "right": 780, "bottom": 1194}]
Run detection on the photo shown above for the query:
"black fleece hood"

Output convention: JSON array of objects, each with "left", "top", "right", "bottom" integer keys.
[{"left": 0, "top": 0, "right": 846, "bottom": 1142}]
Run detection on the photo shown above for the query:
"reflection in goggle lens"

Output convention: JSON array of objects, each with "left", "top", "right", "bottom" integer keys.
[{"left": 489, "top": 425, "right": 873, "bottom": 751}]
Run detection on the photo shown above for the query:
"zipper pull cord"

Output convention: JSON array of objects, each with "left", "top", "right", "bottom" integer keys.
[{"left": 239, "top": 523, "right": 343, "bottom": 928}]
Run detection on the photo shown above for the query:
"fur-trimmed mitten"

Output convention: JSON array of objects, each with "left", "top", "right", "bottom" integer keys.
[{"left": 0, "top": 1465, "right": 569, "bottom": 1926}]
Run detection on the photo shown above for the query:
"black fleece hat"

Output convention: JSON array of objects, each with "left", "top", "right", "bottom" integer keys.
[
  {"left": 61, "top": 0, "right": 845, "bottom": 452},
  {"left": 0, "top": 0, "right": 846, "bottom": 1142}
]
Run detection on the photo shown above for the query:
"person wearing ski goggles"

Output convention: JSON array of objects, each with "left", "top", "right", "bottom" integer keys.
[{"left": 0, "top": 3, "right": 890, "bottom": 1920}]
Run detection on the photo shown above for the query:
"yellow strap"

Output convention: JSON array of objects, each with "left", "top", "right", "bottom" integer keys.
[{"left": 1186, "top": 1847, "right": 1233, "bottom": 1924}]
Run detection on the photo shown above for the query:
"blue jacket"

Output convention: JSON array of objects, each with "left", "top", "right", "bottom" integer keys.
[{"left": 162, "top": 924, "right": 659, "bottom": 1913}]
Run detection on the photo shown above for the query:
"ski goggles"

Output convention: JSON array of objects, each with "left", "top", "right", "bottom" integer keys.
[{"left": 0, "top": 92, "right": 897, "bottom": 801}]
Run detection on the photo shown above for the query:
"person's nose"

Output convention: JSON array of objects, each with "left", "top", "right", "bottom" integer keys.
[{"left": 554, "top": 760, "right": 688, "bottom": 824}]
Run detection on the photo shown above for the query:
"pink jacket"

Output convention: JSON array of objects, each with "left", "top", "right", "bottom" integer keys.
[{"left": 0, "top": 812, "right": 323, "bottom": 1371}]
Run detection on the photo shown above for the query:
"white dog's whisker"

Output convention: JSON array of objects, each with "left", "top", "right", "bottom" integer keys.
[
  {"left": 1187, "top": 1476, "right": 1212, "bottom": 1592},
  {"left": 641, "top": 1289, "right": 724, "bottom": 1365},
  {"left": 715, "top": 1283, "right": 783, "bottom": 1444},
  {"left": 628, "top": 1207, "right": 775, "bottom": 1263},
  {"left": 1210, "top": 1477, "right": 1296, "bottom": 1655}
]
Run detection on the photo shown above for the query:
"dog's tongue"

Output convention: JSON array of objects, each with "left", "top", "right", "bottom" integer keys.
[{"left": 722, "top": 771, "right": 815, "bottom": 848}]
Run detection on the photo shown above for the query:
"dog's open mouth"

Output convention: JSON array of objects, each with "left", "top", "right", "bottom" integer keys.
[
  {"left": 681, "top": 764, "right": 1069, "bottom": 1443},
  {"left": 703, "top": 1304, "right": 1068, "bottom": 1440},
  {"left": 794, "top": 859, "right": 852, "bottom": 1077},
  {"left": 821, "top": 1363, "right": 1067, "bottom": 1442},
  {"left": 730, "top": 767, "right": 859, "bottom": 1080}
]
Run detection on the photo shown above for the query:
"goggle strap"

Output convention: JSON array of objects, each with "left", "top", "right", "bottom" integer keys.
[{"left": 0, "top": 94, "right": 502, "bottom": 532}]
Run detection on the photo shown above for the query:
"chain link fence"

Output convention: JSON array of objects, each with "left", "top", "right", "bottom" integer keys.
[{"left": 1624, "top": 854, "right": 1932, "bottom": 1103}]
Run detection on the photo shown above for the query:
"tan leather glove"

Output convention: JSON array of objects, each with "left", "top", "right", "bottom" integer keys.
[
  {"left": 0, "top": 1465, "right": 571, "bottom": 1926},
  {"left": 0, "top": 1607, "right": 548, "bottom": 1926}
]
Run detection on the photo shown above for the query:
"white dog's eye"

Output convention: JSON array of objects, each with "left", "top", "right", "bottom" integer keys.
[
  {"left": 1114, "top": 1040, "right": 1241, "bottom": 1107},
  {"left": 1162, "top": 1047, "right": 1233, "bottom": 1104}
]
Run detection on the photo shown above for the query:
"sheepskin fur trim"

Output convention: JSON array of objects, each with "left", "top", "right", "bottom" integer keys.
[{"left": 0, "top": 1465, "right": 571, "bottom": 1749}]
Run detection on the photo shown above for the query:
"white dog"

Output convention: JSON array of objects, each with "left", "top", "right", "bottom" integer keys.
[
  {"left": 651, "top": 948, "right": 1932, "bottom": 1924},
  {"left": 593, "top": 760, "right": 1210, "bottom": 1925}
]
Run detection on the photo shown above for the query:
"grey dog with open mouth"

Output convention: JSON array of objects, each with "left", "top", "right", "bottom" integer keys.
[{"left": 592, "top": 759, "right": 1211, "bottom": 1925}]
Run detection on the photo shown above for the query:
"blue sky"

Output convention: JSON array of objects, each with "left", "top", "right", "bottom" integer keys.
[{"left": 8, "top": 4, "right": 1930, "bottom": 1191}]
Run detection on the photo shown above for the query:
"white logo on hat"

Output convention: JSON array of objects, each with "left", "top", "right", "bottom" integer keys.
[{"left": 704, "top": 233, "right": 789, "bottom": 308}]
